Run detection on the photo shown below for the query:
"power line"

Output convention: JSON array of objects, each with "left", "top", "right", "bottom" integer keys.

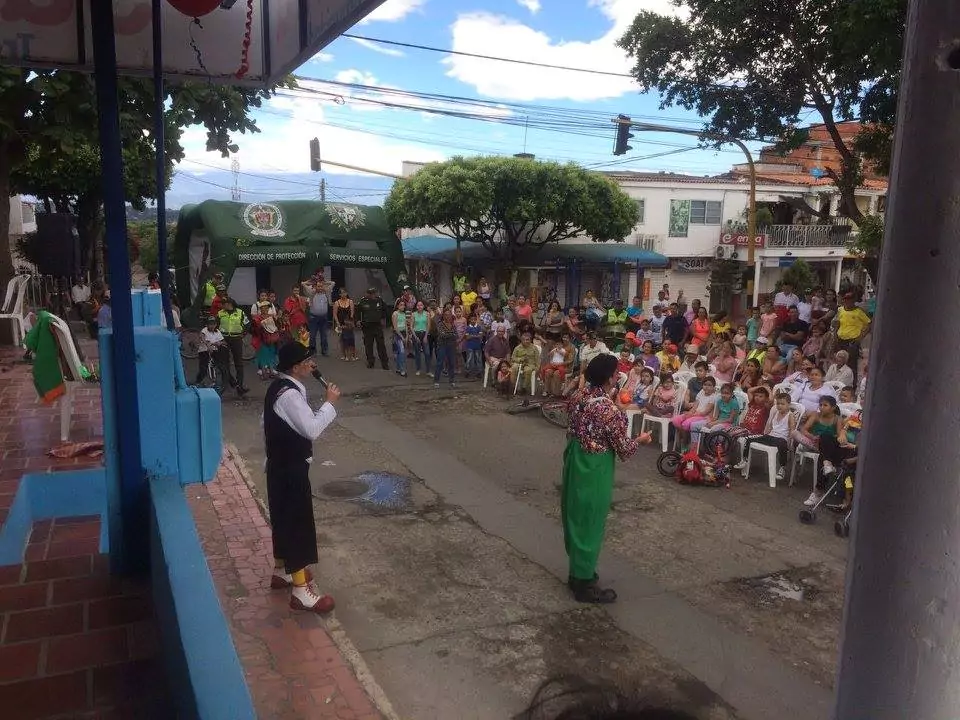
[
  {"left": 341, "top": 33, "right": 636, "bottom": 78},
  {"left": 338, "top": 34, "right": 745, "bottom": 91}
]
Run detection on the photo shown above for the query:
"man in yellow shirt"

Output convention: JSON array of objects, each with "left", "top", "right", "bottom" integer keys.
[
  {"left": 460, "top": 282, "right": 478, "bottom": 314},
  {"left": 834, "top": 293, "right": 870, "bottom": 383}
]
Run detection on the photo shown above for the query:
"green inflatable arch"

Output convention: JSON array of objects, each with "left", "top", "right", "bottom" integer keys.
[{"left": 173, "top": 199, "right": 407, "bottom": 312}]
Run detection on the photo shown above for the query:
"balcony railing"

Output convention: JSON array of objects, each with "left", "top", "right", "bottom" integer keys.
[{"left": 766, "top": 223, "right": 852, "bottom": 248}]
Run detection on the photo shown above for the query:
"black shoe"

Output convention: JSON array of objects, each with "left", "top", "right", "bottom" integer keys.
[
  {"left": 382, "top": 365, "right": 390, "bottom": 371},
  {"left": 367, "top": 363, "right": 374, "bottom": 369},
  {"left": 567, "top": 573, "right": 599, "bottom": 590},
  {"left": 237, "top": 386, "right": 249, "bottom": 397},
  {"left": 570, "top": 577, "right": 616, "bottom": 604}
]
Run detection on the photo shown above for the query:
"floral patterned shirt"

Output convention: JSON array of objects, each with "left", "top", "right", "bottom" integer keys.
[{"left": 568, "top": 386, "right": 643, "bottom": 461}]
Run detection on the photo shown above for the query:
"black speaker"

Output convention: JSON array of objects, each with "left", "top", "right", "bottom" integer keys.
[{"left": 34, "top": 214, "right": 81, "bottom": 278}]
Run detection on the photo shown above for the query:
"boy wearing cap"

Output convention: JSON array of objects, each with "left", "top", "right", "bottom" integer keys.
[
  {"left": 678, "top": 344, "right": 701, "bottom": 374},
  {"left": 264, "top": 342, "right": 342, "bottom": 613}
]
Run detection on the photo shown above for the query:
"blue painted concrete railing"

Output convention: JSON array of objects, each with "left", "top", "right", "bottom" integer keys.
[
  {"left": 150, "top": 477, "right": 255, "bottom": 720},
  {"left": 0, "top": 468, "right": 108, "bottom": 566}
]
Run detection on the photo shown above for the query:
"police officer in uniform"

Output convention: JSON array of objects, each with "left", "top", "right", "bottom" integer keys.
[
  {"left": 217, "top": 297, "right": 249, "bottom": 397},
  {"left": 356, "top": 287, "right": 389, "bottom": 370},
  {"left": 264, "top": 342, "right": 341, "bottom": 613}
]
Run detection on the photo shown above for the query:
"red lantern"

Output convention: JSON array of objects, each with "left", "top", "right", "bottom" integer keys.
[{"left": 167, "top": 0, "right": 221, "bottom": 18}]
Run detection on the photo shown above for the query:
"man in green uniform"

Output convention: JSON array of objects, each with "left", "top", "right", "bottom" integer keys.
[
  {"left": 356, "top": 287, "right": 389, "bottom": 370},
  {"left": 508, "top": 332, "right": 540, "bottom": 394}
]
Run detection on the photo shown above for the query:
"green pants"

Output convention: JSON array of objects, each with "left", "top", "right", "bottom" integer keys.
[{"left": 561, "top": 439, "right": 616, "bottom": 581}]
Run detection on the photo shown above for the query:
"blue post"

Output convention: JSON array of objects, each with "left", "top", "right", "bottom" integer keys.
[
  {"left": 91, "top": 0, "right": 148, "bottom": 575},
  {"left": 152, "top": 0, "right": 175, "bottom": 331}
]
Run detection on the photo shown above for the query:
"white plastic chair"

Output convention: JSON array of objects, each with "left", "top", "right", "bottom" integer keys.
[
  {"left": 788, "top": 402, "right": 818, "bottom": 487},
  {"left": 673, "top": 370, "right": 694, "bottom": 386},
  {"left": 641, "top": 387, "right": 684, "bottom": 451},
  {"left": 825, "top": 379, "right": 847, "bottom": 395},
  {"left": 839, "top": 402, "right": 861, "bottom": 418},
  {"left": 47, "top": 314, "right": 87, "bottom": 442},
  {"left": 512, "top": 347, "right": 541, "bottom": 396},
  {"left": 0, "top": 275, "right": 30, "bottom": 346},
  {"left": 1, "top": 275, "right": 26, "bottom": 313},
  {"left": 745, "top": 402, "right": 804, "bottom": 488}
]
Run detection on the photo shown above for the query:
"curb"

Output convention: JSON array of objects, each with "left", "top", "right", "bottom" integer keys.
[{"left": 223, "top": 443, "right": 401, "bottom": 720}]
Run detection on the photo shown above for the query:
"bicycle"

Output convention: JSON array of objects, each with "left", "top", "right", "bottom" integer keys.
[
  {"left": 180, "top": 309, "right": 255, "bottom": 362},
  {"left": 505, "top": 396, "right": 570, "bottom": 429},
  {"left": 196, "top": 345, "right": 226, "bottom": 394}
]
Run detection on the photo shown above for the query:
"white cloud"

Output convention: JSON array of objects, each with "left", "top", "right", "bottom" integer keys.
[
  {"left": 179, "top": 94, "right": 446, "bottom": 178},
  {"left": 517, "top": 0, "right": 541, "bottom": 12},
  {"left": 445, "top": 0, "right": 684, "bottom": 102},
  {"left": 334, "top": 69, "right": 379, "bottom": 86},
  {"left": 361, "top": 0, "right": 426, "bottom": 23},
  {"left": 348, "top": 36, "right": 405, "bottom": 56},
  {"left": 309, "top": 51, "right": 334, "bottom": 63}
]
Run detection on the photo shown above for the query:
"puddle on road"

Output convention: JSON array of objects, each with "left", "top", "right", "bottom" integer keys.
[
  {"left": 738, "top": 572, "right": 811, "bottom": 603},
  {"left": 316, "top": 472, "right": 412, "bottom": 510}
]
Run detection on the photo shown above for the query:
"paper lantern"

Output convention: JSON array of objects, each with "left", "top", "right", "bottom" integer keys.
[{"left": 167, "top": 0, "right": 221, "bottom": 18}]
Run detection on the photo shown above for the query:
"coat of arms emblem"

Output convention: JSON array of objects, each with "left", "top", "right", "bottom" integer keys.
[
  {"left": 326, "top": 203, "right": 366, "bottom": 232},
  {"left": 242, "top": 203, "right": 285, "bottom": 237}
]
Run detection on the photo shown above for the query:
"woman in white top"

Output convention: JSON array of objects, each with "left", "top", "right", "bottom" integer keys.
[{"left": 736, "top": 391, "right": 797, "bottom": 480}]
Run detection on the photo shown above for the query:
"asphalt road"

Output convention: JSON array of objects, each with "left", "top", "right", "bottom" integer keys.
[{"left": 216, "top": 354, "right": 849, "bottom": 720}]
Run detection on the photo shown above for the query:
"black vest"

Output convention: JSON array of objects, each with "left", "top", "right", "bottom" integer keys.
[{"left": 263, "top": 378, "right": 313, "bottom": 465}]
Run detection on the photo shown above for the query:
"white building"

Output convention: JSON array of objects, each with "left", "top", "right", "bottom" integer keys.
[
  {"left": 7, "top": 196, "right": 37, "bottom": 270},
  {"left": 396, "top": 161, "right": 885, "bottom": 314}
]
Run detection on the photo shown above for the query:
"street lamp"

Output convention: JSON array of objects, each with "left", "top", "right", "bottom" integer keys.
[{"left": 610, "top": 118, "right": 759, "bottom": 267}]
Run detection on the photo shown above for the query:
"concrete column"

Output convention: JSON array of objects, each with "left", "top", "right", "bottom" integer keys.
[
  {"left": 627, "top": 267, "right": 639, "bottom": 300},
  {"left": 751, "top": 260, "right": 761, "bottom": 307},
  {"left": 834, "top": 259, "right": 843, "bottom": 294},
  {"left": 834, "top": 2, "right": 960, "bottom": 717}
]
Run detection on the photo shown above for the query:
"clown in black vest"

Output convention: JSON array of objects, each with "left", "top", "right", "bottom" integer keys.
[{"left": 263, "top": 342, "right": 341, "bottom": 613}]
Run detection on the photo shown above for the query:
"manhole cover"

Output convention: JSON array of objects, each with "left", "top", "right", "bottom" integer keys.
[{"left": 319, "top": 480, "right": 369, "bottom": 499}]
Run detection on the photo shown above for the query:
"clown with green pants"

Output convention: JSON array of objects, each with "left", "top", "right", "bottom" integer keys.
[{"left": 562, "top": 354, "right": 650, "bottom": 604}]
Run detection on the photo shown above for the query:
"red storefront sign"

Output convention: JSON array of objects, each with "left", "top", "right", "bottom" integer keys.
[{"left": 719, "top": 233, "right": 767, "bottom": 248}]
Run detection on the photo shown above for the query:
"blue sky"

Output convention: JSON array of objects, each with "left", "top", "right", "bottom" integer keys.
[{"left": 173, "top": 0, "right": 760, "bottom": 207}]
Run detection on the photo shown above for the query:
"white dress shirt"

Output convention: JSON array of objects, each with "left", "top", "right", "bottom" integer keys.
[
  {"left": 266, "top": 373, "right": 337, "bottom": 462},
  {"left": 71, "top": 284, "right": 91, "bottom": 303}
]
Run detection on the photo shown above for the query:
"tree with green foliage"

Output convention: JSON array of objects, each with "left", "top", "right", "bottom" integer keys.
[
  {"left": 384, "top": 156, "right": 640, "bottom": 265},
  {"left": 779, "top": 259, "right": 820, "bottom": 295},
  {"left": 618, "top": 0, "right": 905, "bottom": 229},
  {"left": 0, "top": 67, "right": 289, "bottom": 286}
]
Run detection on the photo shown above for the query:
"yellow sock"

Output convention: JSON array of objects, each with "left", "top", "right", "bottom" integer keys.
[
  {"left": 291, "top": 569, "right": 307, "bottom": 586},
  {"left": 274, "top": 558, "right": 285, "bottom": 572}
]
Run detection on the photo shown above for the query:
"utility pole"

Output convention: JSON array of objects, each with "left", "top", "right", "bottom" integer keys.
[
  {"left": 834, "top": 1, "right": 960, "bottom": 717},
  {"left": 231, "top": 156, "right": 241, "bottom": 202}
]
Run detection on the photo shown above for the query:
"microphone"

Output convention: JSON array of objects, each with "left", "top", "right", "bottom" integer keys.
[{"left": 311, "top": 368, "right": 329, "bottom": 389}]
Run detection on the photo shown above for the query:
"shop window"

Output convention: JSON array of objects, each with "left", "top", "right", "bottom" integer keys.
[{"left": 690, "top": 200, "right": 722, "bottom": 225}]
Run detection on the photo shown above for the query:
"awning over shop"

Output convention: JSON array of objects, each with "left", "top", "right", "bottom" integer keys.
[{"left": 401, "top": 236, "right": 669, "bottom": 267}]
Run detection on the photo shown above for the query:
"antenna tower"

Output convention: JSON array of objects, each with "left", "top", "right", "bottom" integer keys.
[{"left": 231, "top": 156, "right": 241, "bottom": 201}]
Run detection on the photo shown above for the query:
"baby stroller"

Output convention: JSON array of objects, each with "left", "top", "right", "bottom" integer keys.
[{"left": 799, "top": 466, "right": 854, "bottom": 528}]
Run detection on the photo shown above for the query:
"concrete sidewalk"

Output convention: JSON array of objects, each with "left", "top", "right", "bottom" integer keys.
[{"left": 189, "top": 446, "right": 394, "bottom": 719}]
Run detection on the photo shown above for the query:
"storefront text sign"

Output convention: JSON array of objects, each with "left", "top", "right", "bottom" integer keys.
[{"left": 720, "top": 233, "right": 767, "bottom": 248}]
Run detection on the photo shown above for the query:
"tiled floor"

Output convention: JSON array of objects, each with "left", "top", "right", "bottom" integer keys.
[
  {"left": 0, "top": 342, "right": 172, "bottom": 719},
  {"left": 1, "top": 341, "right": 383, "bottom": 718}
]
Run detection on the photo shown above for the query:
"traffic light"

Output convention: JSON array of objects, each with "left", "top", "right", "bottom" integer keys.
[
  {"left": 613, "top": 114, "right": 634, "bottom": 156},
  {"left": 309, "top": 137, "right": 321, "bottom": 172}
]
